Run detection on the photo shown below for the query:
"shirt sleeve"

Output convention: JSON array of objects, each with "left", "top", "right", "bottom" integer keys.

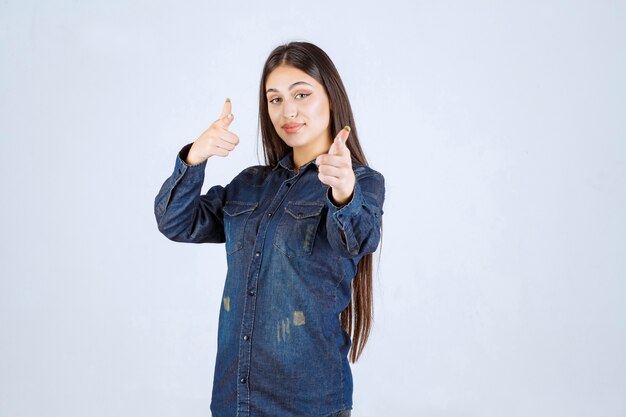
[
  {"left": 324, "top": 170, "right": 385, "bottom": 259},
  {"left": 154, "top": 142, "right": 228, "bottom": 244}
]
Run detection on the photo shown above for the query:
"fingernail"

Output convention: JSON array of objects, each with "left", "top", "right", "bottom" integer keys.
[
  {"left": 337, "top": 137, "right": 342, "bottom": 145},
  {"left": 227, "top": 113, "right": 232, "bottom": 119},
  {"left": 226, "top": 98, "right": 231, "bottom": 102},
  {"left": 344, "top": 125, "right": 351, "bottom": 132}
]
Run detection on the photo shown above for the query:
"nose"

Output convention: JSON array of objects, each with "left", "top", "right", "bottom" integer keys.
[{"left": 282, "top": 98, "right": 298, "bottom": 119}]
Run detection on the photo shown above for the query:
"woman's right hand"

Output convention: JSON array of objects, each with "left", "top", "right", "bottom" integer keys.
[{"left": 186, "top": 99, "right": 239, "bottom": 165}]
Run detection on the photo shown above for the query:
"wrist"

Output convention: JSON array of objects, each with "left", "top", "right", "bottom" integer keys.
[
  {"left": 185, "top": 155, "right": 206, "bottom": 166},
  {"left": 184, "top": 143, "right": 207, "bottom": 166},
  {"left": 330, "top": 187, "right": 354, "bottom": 207}
]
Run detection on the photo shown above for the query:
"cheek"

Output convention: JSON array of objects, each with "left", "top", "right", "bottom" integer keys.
[
  {"left": 308, "top": 100, "right": 323, "bottom": 113},
  {"left": 305, "top": 100, "right": 328, "bottom": 121},
  {"left": 300, "top": 102, "right": 328, "bottom": 125},
  {"left": 267, "top": 108, "right": 280, "bottom": 125}
]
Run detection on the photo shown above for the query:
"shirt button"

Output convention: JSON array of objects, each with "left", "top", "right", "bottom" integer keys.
[
  {"left": 286, "top": 183, "right": 292, "bottom": 187},
  {"left": 255, "top": 252, "right": 260, "bottom": 257},
  {"left": 267, "top": 212, "right": 272, "bottom": 217},
  {"left": 243, "top": 335, "right": 249, "bottom": 340},
  {"left": 240, "top": 378, "right": 247, "bottom": 384},
  {"left": 248, "top": 290, "right": 255, "bottom": 296}
]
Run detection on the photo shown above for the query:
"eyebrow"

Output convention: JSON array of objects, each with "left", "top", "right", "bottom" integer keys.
[{"left": 266, "top": 81, "right": 313, "bottom": 94}]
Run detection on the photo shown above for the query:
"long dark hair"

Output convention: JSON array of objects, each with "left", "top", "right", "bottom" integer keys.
[{"left": 256, "top": 41, "right": 384, "bottom": 363}]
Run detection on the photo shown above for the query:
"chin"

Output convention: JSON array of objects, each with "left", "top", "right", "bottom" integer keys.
[
  {"left": 292, "top": 140, "right": 313, "bottom": 149},
  {"left": 283, "top": 136, "right": 306, "bottom": 146}
]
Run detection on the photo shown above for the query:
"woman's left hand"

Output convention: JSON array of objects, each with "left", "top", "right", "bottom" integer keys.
[{"left": 315, "top": 126, "right": 355, "bottom": 207}]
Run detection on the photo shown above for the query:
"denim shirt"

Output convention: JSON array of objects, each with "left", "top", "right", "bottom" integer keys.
[{"left": 154, "top": 142, "right": 385, "bottom": 417}]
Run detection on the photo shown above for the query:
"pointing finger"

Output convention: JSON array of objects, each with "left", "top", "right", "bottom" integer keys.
[
  {"left": 218, "top": 98, "right": 232, "bottom": 119},
  {"left": 216, "top": 98, "right": 234, "bottom": 129},
  {"left": 330, "top": 126, "right": 351, "bottom": 155}
]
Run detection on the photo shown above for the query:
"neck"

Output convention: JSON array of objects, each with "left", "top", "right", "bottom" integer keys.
[{"left": 292, "top": 132, "right": 333, "bottom": 171}]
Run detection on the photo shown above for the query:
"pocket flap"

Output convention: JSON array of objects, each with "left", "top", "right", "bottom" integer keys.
[
  {"left": 223, "top": 201, "right": 258, "bottom": 216},
  {"left": 285, "top": 202, "right": 324, "bottom": 219}
]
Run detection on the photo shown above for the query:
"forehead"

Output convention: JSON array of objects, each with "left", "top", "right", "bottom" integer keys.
[{"left": 265, "top": 66, "right": 321, "bottom": 91}]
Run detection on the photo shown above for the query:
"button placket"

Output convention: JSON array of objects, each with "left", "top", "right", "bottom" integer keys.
[{"left": 237, "top": 173, "right": 296, "bottom": 416}]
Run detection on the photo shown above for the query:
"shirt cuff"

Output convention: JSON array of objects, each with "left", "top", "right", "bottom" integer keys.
[
  {"left": 175, "top": 142, "right": 208, "bottom": 182},
  {"left": 325, "top": 182, "right": 362, "bottom": 226}
]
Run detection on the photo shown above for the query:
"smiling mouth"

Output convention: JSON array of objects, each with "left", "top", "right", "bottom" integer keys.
[{"left": 283, "top": 123, "right": 304, "bottom": 132}]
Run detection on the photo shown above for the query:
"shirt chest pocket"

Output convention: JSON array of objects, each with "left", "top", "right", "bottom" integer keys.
[
  {"left": 223, "top": 201, "right": 258, "bottom": 255},
  {"left": 273, "top": 201, "right": 324, "bottom": 258}
]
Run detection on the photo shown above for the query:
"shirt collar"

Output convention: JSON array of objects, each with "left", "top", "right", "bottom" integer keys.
[{"left": 272, "top": 149, "right": 318, "bottom": 173}]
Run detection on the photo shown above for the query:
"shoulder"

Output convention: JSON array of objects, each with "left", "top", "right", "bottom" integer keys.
[
  {"left": 351, "top": 162, "right": 384, "bottom": 181},
  {"left": 351, "top": 162, "right": 385, "bottom": 202}
]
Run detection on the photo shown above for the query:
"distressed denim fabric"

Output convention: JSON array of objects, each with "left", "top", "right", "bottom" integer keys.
[
  {"left": 325, "top": 409, "right": 351, "bottom": 417},
  {"left": 154, "top": 142, "right": 385, "bottom": 417}
]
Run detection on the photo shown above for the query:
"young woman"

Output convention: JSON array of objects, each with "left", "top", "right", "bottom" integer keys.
[{"left": 154, "top": 41, "right": 385, "bottom": 417}]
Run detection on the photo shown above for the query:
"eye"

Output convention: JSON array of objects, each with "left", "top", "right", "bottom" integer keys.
[{"left": 268, "top": 93, "right": 311, "bottom": 104}]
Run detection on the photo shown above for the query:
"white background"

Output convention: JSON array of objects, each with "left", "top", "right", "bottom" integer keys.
[{"left": 1, "top": 1, "right": 624, "bottom": 416}]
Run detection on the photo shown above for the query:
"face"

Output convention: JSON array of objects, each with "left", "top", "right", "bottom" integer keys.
[{"left": 265, "top": 65, "right": 332, "bottom": 152}]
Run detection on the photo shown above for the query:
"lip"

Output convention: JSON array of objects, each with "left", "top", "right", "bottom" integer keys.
[{"left": 282, "top": 123, "right": 304, "bottom": 133}]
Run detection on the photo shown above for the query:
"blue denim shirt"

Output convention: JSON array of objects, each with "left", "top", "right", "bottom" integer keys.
[{"left": 154, "top": 142, "right": 385, "bottom": 417}]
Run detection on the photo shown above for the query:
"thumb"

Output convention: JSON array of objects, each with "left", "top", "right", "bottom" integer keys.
[{"left": 216, "top": 98, "right": 234, "bottom": 129}]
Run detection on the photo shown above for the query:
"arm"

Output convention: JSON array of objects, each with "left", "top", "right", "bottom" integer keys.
[
  {"left": 325, "top": 171, "right": 385, "bottom": 259},
  {"left": 154, "top": 142, "right": 227, "bottom": 244}
]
